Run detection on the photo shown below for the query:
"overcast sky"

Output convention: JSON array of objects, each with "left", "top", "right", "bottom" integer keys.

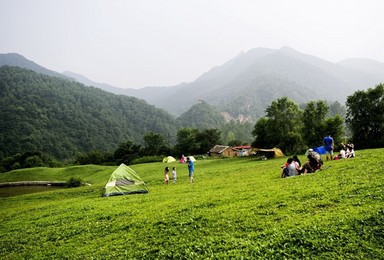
[{"left": 1, "top": 0, "right": 384, "bottom": 89}]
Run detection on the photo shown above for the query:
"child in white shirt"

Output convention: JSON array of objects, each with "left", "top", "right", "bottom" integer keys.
[{"left": 172, "top": 167, "right": 177, "bottom": 184}]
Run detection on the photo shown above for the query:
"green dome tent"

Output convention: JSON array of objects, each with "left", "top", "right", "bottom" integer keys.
[
  {"left": 163, "top": 156, "right": 176, "bottom": 163},
  {"left": 102, "top": 164, "right": 148, "bottom": 197}
]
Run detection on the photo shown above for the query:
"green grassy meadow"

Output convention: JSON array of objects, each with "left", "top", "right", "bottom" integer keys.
[{"left": 1, "top": 150, "right": 383, "bottom": 259}]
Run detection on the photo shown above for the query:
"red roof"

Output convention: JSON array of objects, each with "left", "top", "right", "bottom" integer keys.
[{"left": 233, "top": 145, "right": 251, "bottom": 149}]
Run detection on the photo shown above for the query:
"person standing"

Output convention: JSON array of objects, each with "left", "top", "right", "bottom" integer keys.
[
  {"left": 172, "top": 167, "right": 177, "bottom": 184},
  {"left": 323, "top": 133, "right": 334, "bottom": 161},
  {"left": 164, "top": 167, "right": 170, "bottom": 185},
  {"left": 186, "top": 157, "right": 194, "bottom": 183}
]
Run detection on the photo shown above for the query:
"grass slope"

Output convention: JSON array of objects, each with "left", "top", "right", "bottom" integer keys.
[{"left": 0, "top": 150, "right": 383, "bottom": 259}]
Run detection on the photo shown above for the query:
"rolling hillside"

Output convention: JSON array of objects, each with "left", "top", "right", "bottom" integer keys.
[{"left": 0, "top": 149, "right": 383, "bottom": 258}]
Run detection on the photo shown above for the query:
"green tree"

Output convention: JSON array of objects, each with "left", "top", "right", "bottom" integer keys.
[
  {"left": 328, "top": 100, "right": 346, "bottom": 117},
  {"left": 302, "top": 100, "right": 329, "bottom": 147},
  {"left": 252, "top": 117, "right": 272, "bottom": 148},
  {"left": 143, "top": 132, "right": 170, "bottom": 156},
  {"left": 196, "top": 129, "right": 221, "bottom": 154},
  {"left": 323, "top": 115, "right": 344, "bottom": 146},
  {"left": 253, "top": 97, "right": 304, "bottom": 153},
  {"left": 174, "top": 128, "right": 200, "bottom": 156},
  {"left": 346, "top": 84, "right": 384, "bottom": 148},
  {"left": 114, "top": 140, "right": 141, "bottom": 165}
]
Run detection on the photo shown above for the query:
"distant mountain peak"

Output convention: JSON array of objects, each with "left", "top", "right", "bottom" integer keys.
[{"left": 0, "top": 52, "right": 71, "bottom": 80}]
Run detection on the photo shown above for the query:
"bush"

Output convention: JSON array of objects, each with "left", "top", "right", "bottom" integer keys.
[
  {"left": 25, "top": 156, "right": 44, "bottom": 168},
  {"left": 131, "top": 156, "right": 163, "bottom": 164},
  {"left": 66, "top": 177, "right": 86, "bottom": 188}
]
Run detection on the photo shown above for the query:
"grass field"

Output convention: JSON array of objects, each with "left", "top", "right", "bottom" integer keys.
[{"left": 0, "top": 150, "right": 383, "bottom": 259}]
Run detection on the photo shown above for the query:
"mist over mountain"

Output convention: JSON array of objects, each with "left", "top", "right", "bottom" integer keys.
[
  {"left": 62, "top": 71, "right": 129, "bottom": 95},
  {"left": 124, "top": 47, "right": 383, "bottom": 120},
  {"left": 0, "top": 53, "right": 72, "bottom": 81},
  {"left": 337, "top": 58, "right": 384, "bottom": 79},
  {"left": 1, "top": 48, "right": 383, "bottom": 122}
]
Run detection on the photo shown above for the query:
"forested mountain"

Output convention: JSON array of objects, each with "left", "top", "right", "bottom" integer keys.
[
  {"left": 62, "top": 71, "right": 129, "bottom": 95},
  {"left": 176, "top": 101, "right": 226, "bottom": 130},
  {"left": 123, "top": 47, "right": 384, "bottom": 120},
  {"left": 0, "top": 66, "right": 178, "bottom": 159},
  {"left": 2, "top": 49, "right": 382, "bottom": 123}
]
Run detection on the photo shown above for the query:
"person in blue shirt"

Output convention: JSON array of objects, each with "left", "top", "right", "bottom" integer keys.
[
  {"left": 187, "top": 157, "right": 194, "bottom": 183},
  {"left": 323, "top": 133, "right": 334, "bottom": 161}
]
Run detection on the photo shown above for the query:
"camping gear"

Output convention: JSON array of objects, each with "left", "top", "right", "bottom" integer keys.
[
  {"left": 313, "top": 146, "right": 326, "bottom": 155},
  {"left": 252, "top": 147, "right": 285, "bottom": 158},
  {"left": 187, "top": 156, "right": 196, "bottom": 162},
  {"left": 102, "top": 164, "right": 148, "bottom": 197},
  {"left": 307, "top": 151, "right": 324, "bottom": 165},
  {"left": 163, "top": 156, "right": 176, "bottom": 163}
]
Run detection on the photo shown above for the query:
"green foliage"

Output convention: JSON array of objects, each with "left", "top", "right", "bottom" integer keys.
[
  {"left": 196, "top": 129, "right": 221, "bottom": 154},
  {"left": 74, "top": 150, "right": 115, "bottom": 165},
  {"left": 131, "top": 155, "right": 163, "bottom": 164},
  {"left": 302, "top": 100, "right": 329, "bottom": 147},
  {"left": 142, "top": 132, "right": 170, "bottom": 156},
  {"left": 220, "top": 120, "right": 253, "bottom": 145},
  {"left": 346, "top": 83, "right": 384, "bottom": 149},
  {"left": 0, "top": 149, "right": 383, "bottom": 258},
  {"left": 177, "top": 101, "right": 226, "bottom": 130},
  {"left": 227, "top": 139, "right": 244, "bottom": 147},
  {"left": 253, "top": 97, "right": 305, "bottom": 153},
  {"left": 327, "top": 100, "right": 346, "bottom": 117},
  {"left": 253, "top": 98, "right": 345, "bottom": 154},
  {"left": 0, "top": 151, "right": 62, "bottom": 173},
  {"left": 174, "top": 128, "right": 200, "bottom": 156},
  {"left": 0, "top": 66, "right": 177, "bottom": 159},
  {"left": 174, "top": 128, "right": 221, "bottom": 155},
  {"left": 114, "top": 140, "right": 141, "bottom": 165},
  {"left": 66, "top": 177, "right": 86, "bottom": 188},
  {"left": 24, "top": 155, "right": 43, "bottom": 168}
]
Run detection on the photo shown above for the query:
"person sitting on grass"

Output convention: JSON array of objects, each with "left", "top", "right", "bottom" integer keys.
[
  {"left": 303, "top": 151, "right": 323, "bottom": 175},
  {"left": 281, "top": 158, "right": 299, "bottom": 178},
  {"left": 346, "top": 145, "right": 355, "bottom": 158},
  {"left": 293, "top": 155, "right": 304, "bottom": 174},
  {"left": 334, "top": 143, "right": 346, "bottom": 160}
]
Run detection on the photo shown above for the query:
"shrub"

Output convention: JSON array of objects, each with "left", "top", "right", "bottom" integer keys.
[
  {"left": 131, "top": 156, "right": 163, "bottom": 164},
  {"left": 66, "top": 177, "right": 86, "bottom": 188},
  {"left": 25, "top": 156, "right": 44, "bottom": 168}
]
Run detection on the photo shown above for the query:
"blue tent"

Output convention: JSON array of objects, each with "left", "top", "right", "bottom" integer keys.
[{"left": 313, "top": 146, "right": 326, "bottom": 155}]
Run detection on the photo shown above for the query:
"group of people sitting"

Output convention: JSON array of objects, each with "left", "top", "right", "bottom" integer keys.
[
  {"left": 281, "top": 140, "right": 355, "bottom": 178},
  {"left": 281, "top": 151, "right": 323, "bottom": 178},
  {"left": 281, "top": 141, "right": 355, "bottom": 178},
  {"left": 333, "top": 141, "right": 355, "bottom": 160}
]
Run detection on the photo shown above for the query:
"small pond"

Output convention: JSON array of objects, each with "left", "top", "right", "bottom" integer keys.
[{"left": 0, "top": 186, "right": 64, "bottom": 198}]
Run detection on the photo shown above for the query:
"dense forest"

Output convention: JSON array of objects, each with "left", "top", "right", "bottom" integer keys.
[
  {"left": 177, "top": 101, "right": 226, "bottom": 130},
  {"left": 0, "top": 66, "right": 178, "bottom": 159},
  {"left": 0, "top": 66, "right": 256, "bottom": 161}
]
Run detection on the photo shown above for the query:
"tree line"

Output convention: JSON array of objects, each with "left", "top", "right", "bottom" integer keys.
[{"left": 253, "top": 84, "right": 384, "bottom": 154}]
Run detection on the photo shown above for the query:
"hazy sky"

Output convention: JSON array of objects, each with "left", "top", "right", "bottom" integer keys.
[{"left": 1, "top": 0, "right": 384, "bottom": 89}]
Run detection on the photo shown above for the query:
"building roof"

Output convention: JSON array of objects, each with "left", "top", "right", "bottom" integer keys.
[
  {"left": 233, "top": 145, "right": 252, "bottom": 150},
  {"left": 209, "top": 145, "right": 230, "bottom": 154}
]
